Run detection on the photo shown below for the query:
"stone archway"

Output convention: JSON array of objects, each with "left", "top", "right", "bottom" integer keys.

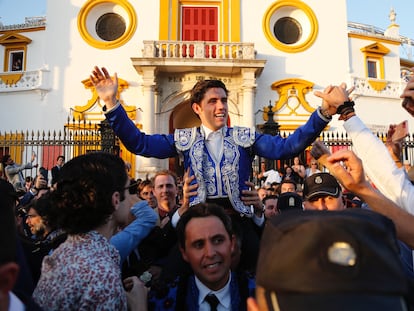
[
  {"left": 167, "top": 100, "right": 200, "bottom": 174},
  {"left": 167, "top": 99, "right": 234, "bottom": 174},
  {"left": 169, "top": 99, "right": 232, "bottom": 132},
  {"left": 170, "top": 100, "right": 201, "bottom": 130}
]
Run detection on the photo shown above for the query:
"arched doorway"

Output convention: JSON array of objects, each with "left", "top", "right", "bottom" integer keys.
[{"left": 168, "top": 100, "right": 200, "bottom": 174}]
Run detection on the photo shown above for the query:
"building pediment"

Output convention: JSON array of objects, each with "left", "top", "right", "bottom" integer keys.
[
  {"left": 360, "top": 42, "right": 390, "bottom": 55},
  {"left": 0, "top": 32, "right": 32, "bottom": 45}
]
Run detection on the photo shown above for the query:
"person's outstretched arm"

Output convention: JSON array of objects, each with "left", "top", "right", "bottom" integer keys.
[
  {"left": 110, "top": 200, "right": 158, "bottom": 265},
  {"left": 327, "top": 74, "right": 414, "bottom": 215},
  {"left": 255, "top": 84, "right": 351, "bottom": 159},
  {"left": 90, "top": 66, "right": 177, "bottom": 158},
  {"left": 323, "top": 149, "right": 414, "bottom": 248}
]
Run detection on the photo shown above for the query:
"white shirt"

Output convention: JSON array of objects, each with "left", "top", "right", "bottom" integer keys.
[
  {"left": 202, "top": 125, "right": 224, "bottom": 163},
  {"left": 263, "top": 169, "right": 281, "bottom": 185},
  {"left": 344, "top": 115, "right": 414, "bottom": 269},
  {"left": 344, "top": 116, "right": 414, "bottom": 214},
  {"left": 9, "top": 292, "right": 25, "bottom": 311},
  {"left": 196, "top": 273, "right": 231, "bottom": 311}
]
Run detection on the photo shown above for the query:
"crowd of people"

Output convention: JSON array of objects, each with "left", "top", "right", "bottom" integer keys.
[{"left": 1, "top": 67, "right": 414, "bottom": 310}]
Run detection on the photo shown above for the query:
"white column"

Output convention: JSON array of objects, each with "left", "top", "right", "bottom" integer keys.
[
  {"left": 137, "top": 67, "right": 161, "bottom": 177},
  {"left": 241, "top": 68, "right": 257, "bottom": 128}
]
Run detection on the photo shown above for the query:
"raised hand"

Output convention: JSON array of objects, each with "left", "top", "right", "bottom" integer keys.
[
  {"left": 35, "top": 172, "right": 48, "bottom": 189},
  {"left": 90, "top": 66, "right": 118, "bottom": 109},
  {"left": 241, "top": 181, "right": 262, "bottom": 216},
  {"left": 123, "top": 276, "right": 148, "bottom": 311},
  {"left": 323, "top": 149, "right": 369, "bottom": 193},
  {"left": 177, "top": 168, "right": 198, "bottom": 216},
  {"left": 314, "top": 83, "right": 354, "bottom": 116}
]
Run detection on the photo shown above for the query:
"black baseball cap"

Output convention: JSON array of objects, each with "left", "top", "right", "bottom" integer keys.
[
  {"left": 277, "top": 192, "right": 303, "bottom": 212},
  {"left": 256, "top": 209, "right": 409, "bottom": 311},
  {"left": 303, "top": 172, "right": 341, "bottom": 200}
]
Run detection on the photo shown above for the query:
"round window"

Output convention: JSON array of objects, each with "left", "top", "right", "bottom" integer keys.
[
  {"left": 263, "top": 0, "right": 318, "bottom": 53},
  {"left": 96, "top": 13, "right": 126, "bottom": 41},
  {"left": 274, "top": 17, "right": 302, "bottom": 45},
  {"left": 78, "top": 0, "right": 137, "bottom": 49}
]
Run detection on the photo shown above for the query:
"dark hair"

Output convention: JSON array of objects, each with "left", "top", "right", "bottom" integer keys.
[
  {"left": 189, "top": 79, "right": 229, "bottom": 106},
  {"left": 57, "top": 155, "right": 65, "bottom": 161},
  {"left": 138, "top": 179, "right": 152, "bottom": 196},
  {"left": 176, "top": 203, "right": 233, "bottom": 250},
  {"left": 2, "top": 154, "right": 11, "bottom": 167},
  {"left": 263, "top": 195, "right": 278, "bottom": 204},
  {"left": 280, "top": 179, "right": 297, "bottom": 190},
  {"left": 28, "top": 192, "right": 54, "bottom": 227},
  {"left": 46, "top": 152, "right": 128, "bottom": 234},
  {"left": 127, "top": 178, "right": 138, "bottom": 195}
]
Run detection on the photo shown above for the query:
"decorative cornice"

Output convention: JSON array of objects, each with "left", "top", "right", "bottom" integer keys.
[{"left": 0, "top": 17, "right": 46, "bottom": 32}]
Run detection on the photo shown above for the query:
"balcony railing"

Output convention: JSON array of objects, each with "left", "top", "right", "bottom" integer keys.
[
  {"left": 0, "top": 16, "right": 46, "bottom": 31},
  {"left": 351, "top": 76, "right": 405, "bottom": 99},
  {"left": 0, "top": 69, "right": 50, "bottom": 95},
  {"left": 142, "top": 40, "right": 256, "bottom": 60}
]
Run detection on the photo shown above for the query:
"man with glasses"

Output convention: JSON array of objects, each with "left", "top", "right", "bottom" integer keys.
[{"left": 20, "top": 195, "right": 67, "bottom": 285}]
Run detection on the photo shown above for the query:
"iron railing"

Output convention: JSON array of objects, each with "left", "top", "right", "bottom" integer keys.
[
  {"left": 252, "top": 130, "right": 414, "bottom": 182},
  {"left": 2, "top": 123, "right": 414, "bottom": 183},
  {"left": 0, "top": 118, "right": 118, "bottom": 182}
]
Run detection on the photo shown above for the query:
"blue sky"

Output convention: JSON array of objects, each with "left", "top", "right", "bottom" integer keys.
[
  {"left": 346, "top": 0, "right": 414, "bottom": 40},
  {"left": 0, "top": 0, "right": 413, "bottom": 40},
  {"left": 0, "top": 0, "right": 46, "bottom": 25}
]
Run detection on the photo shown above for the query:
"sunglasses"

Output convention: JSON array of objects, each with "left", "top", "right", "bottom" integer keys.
[{"left": 124, "top": 182, "right": 139, "bottom": 191}]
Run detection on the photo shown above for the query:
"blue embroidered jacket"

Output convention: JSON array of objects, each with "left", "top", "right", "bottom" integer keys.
[{"left": 106, "top": 105, "right": 329, "bottom": 216}]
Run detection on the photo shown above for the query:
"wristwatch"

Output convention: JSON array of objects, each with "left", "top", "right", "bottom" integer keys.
[{"left": 319, "top": 107, "right": 332, "bottom": 119}]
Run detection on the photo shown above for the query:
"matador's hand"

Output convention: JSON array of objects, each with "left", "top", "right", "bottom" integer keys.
[
  {"left": 90, "top": 66, "right": 118, "bottom": 109},
  {"left": 315, "top": 83, "right": 354, "bottom": 116}
]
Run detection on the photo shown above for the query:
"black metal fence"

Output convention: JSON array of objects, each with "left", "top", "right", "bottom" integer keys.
[
  {"left": 2, "top": 122, "right": 414, "bottom": 182},
  {"left": 252, "top": 131, "right": 414, "bottom": 178},
  {"left": 0, "top": 119, "right": 119, "bottom": 181}
]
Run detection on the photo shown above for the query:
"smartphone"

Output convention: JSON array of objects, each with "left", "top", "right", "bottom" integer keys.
[
  {"left": 39, "top": 167, "right": 48, "bottom": 181},
  {"left": 391, "top": 120, "right": 409, "bottom": 142},
  {"left": 402, "top": 97, "right": 414, "bottom": 117}
]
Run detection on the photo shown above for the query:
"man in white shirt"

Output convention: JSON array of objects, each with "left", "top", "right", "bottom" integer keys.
[
  {"left": 314, "top": 77, "right": 414, "bottom": 215},
  {"left": 262, "top": 169, "right": 281, "bottom": 187},
  {"left": 2, "top": 153, "right": 37, "bottom": 191}
]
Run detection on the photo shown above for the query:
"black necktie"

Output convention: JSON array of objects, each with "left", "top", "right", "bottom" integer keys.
[{"left": 205, "top": 294, "right": 219, "bottom": 311}]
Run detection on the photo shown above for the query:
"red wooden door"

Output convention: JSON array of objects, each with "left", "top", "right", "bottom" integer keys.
[{"left": 181, "top": 7, "right": 218, "bottom": 57}]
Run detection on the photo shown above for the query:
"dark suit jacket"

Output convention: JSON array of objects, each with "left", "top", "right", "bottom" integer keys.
[
  {"left": 148, "top": 271, "right": 255, "bottom": 311},
  {"left": 51, "top": 165, "right": 61, "bottom": 185}
]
